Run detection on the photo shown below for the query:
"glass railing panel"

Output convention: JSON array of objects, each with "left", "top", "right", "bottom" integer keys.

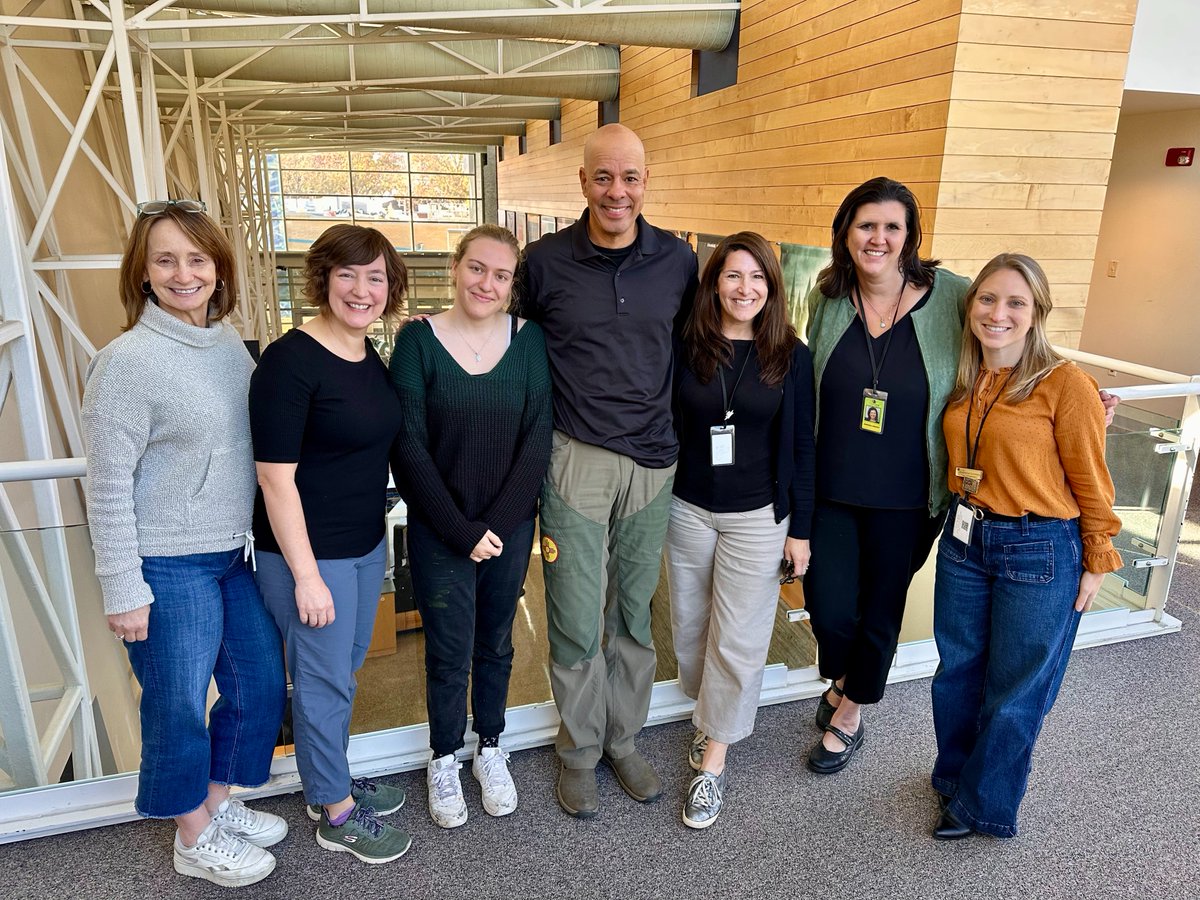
[{"left": 1098, "top": 401, "right": 1187, "bottom": 611}]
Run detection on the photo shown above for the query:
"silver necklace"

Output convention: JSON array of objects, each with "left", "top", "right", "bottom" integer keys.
[
  {"left": 859, "top": 283, "right": 905, "bottom": 330},
  {"left": 449, "top": 317, "right": 498, "bottom": 362}
]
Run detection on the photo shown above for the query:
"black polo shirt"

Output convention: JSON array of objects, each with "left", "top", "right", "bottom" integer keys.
[{"left": 518, "top": 212, "right": 698, "bottom": 467}]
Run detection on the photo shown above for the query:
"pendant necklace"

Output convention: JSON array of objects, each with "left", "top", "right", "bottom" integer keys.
[
  {"left": 858, "top": 282, "right": 905, "bottom": 330},
  {"left": 450, "top": 317, "right": 496, "bottom": 362}
]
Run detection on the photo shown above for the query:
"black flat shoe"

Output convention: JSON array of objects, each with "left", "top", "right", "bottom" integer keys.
[
  {"left": 806, "top": 721, "right": 865, "bottom": 774},
  {"left": 932, "top": 806, "right": 973, "bottom": 841},
  {"left": 937, "top": 791, "right": 950, "bottom": 812},
  {"left": 814, "top": 682, "right": 845, "bottom": 731}
]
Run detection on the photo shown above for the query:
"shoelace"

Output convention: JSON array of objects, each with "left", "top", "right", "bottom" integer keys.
[
  {"left": 197, "top": 825, "right": 250, "bottom": 859},
  {"left": 692, "top": 734, "right": 709, "bottom": 757},
  {"left": 431, "top": 762, "right": 463, "bottom": 801},
  {"left": 348, "top": 805, "right": 384, "bottom": 837},
  {"left": 689, "top": 775, "right": 721, "bottom": 810},
  {"left": 216, "top": 798, "right": 254, "bottom": 828},
  {"left": 477, "top": 751, "right": 511, "bottom": 790},
  {"left": 351, "top": 776, "right": 379, "bottom": 796}
]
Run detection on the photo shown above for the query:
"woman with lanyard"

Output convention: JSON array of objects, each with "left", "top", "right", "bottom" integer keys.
[
  {"left": 803, "top": 178, "right": 969, "bottom": 774},
  {"left": 930, "top": 253, "right": 1121, "bottom": 840},
  {"left": 665, "top": 231, "right": 815, "bottom": 828}
]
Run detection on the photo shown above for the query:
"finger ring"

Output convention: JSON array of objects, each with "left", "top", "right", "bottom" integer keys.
[{"left": 115, "top": 633, "right": 125, "bottom": 641}]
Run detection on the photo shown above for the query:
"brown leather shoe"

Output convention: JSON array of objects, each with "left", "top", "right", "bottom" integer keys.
[
  {"left": 602, "top": 751, "right": 663, "bottom": 802},
  {"left": 556, "top": 766, "right": 598, "bottom": 819}
]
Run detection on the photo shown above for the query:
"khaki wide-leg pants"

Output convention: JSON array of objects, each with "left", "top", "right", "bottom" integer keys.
[{"left": 538, "top": 430, "right": 675, "bottom": 769}]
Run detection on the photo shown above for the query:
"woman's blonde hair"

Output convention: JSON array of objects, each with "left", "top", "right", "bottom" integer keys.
[{"left": 951, "top": 253, "right": 1064, "bottom": 404}]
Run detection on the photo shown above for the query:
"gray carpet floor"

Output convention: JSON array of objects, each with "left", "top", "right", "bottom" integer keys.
[{"left": 8, "top": 495, "right": 1200, "bottom": 900}]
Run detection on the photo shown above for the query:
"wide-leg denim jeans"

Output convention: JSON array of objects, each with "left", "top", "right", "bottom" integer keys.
[
  {"left": 131, "top": 549, "right": 286, "bottom": 818},
  {"left": 930, "top": 502, "right": 1084, "bottom": 838}
]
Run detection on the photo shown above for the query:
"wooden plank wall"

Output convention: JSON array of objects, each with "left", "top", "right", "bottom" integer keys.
[
  {"left": 930, "top": 0, "right": 1138, "bottom": 347},
  {"left": 499, "top": 0, "right": 964, "bottom": 245},
  {"left": 497, "top": 0, "right": 1139, "bottom": 346}
]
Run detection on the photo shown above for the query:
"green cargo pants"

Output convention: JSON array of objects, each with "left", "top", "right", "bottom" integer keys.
[{"left": 538, "top": 430, "right": 675, "bottom": 769}]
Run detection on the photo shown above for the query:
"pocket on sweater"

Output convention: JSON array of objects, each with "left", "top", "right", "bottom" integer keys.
[{"left": 189, "top": 440, "right": 256, "bottom": 526}]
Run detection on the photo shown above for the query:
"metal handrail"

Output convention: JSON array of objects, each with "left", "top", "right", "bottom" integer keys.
[{"left": 0, "top": 457, "right": 85, "bottom": 484}]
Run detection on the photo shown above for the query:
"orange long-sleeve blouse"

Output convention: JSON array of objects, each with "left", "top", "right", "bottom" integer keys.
[{"left": 943, "top": 362, "right": 1123, "bottom": 573}]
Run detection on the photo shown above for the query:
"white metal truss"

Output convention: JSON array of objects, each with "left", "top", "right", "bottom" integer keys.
[{"left": 0, "top": 0, "right": 737, "bottom": 817}]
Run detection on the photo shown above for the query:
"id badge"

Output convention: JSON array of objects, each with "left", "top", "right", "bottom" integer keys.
[
  {"left": 861, "top": 389, "right": 887, "bottom": 434},
  {"left": 952, "top": 502, "right": 977, "bottom": 545},
  {"left": 710, "top": 425, "right": 735, "bottom": 466}
]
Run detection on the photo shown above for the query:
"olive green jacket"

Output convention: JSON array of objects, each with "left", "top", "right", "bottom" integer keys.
[{"left": 805, "top": 267, "right": 971, "bottom": 516}]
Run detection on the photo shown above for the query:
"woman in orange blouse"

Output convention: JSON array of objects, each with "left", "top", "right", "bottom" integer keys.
[{"left": 929, "top": 253, "right": 1122, "bottom": 841}]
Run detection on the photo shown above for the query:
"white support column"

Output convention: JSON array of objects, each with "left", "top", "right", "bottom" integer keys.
[{"left": 109, "top": 7, "right": 150, "bottom": 201}]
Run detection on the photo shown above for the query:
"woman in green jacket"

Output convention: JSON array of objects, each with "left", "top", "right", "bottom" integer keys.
[{"left": 803, "top": 178, "right": 968, "bottom": 775}]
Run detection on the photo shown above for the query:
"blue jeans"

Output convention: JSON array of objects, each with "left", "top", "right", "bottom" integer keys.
[
  {"left": 408, "top": 516, "right": 535, "bottom": 757},
  {"left": 130, "top": 550, "right": 286, "bottom": 819},
  {"left": 255, "top": 538, "right": 386, "bottom": 806},
  {"left": 930, "top": 502, "right": 1084, "bottom": 837}
]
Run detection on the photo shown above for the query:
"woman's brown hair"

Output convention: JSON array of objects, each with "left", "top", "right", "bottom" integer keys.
[
  {"left": 816, "top": 177, "right": 940, "bottom": 301},
  {"left": 683, "top": 231, "right": 797, "bottom": 387},
  {"left": 303, "top": 224, "right": 408, "bottom": 317},
  {"left": 118, "top": 205, "right": 238, "bottom": 330}
]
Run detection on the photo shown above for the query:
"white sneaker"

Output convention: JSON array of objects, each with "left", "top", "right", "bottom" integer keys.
[
  {"left": 173, "top": 820, "right": 276, "bottom": 888},
  {"left": 211, "top": 796, "right": 288, "bottom": 848},
  {"left": 473, "top": 745, "right": 518, "bottom": 817},
  {"left": 427, "top": 753, "right": 468, "bottom": 829}
]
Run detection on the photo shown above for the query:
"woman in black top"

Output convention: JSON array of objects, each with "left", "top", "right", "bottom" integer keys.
[
  {"left": 250, "top": 225, "right": 411, "bottom": 865},
  {"left": 665, "top": 231, "right": 815, "bottom": 828}
]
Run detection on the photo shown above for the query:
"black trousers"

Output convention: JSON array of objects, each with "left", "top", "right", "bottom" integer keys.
[{"left": 803, "top": 499, "right": 945, "bottom": 704}]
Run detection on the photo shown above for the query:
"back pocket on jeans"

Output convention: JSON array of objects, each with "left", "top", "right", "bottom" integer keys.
[{"left": 1003, "top": 541, "right": 1054, "bottom": 584}]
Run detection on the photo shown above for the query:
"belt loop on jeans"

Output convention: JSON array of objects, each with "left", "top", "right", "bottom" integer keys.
[{"left": 959, "top": 499, "right": 1054, "bottom": 527}]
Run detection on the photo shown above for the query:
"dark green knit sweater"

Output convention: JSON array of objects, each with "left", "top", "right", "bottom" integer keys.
[{"left": 389, "top": 318, "right": 553, "bottom": 556}]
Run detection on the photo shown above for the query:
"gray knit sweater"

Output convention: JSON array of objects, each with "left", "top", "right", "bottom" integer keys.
[{"left": 82, "top": 300, "right": 257, "bottom": 615}]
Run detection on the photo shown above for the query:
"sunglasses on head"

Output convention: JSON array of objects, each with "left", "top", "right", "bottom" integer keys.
[{"left": 136, "top": 199, "right": 207, "bottom": 216}]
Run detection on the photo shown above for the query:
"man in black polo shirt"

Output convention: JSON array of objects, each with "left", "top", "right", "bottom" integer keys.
[{"left": 518, "top": 124, "right": 697, "bottom": 818}]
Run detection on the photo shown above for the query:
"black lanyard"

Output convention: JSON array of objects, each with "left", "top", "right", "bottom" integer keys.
[
  {"left": 964, "top": 368, "right": 1015, "bottom": 471},
  {"left": 716, "top": 343, "right": 754, "bottom": 422},
  {"left": 853, "top": 283, "right": 903, "bottom": 392}
]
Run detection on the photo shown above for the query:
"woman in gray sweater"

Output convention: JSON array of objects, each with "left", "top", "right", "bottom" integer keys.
[{"left": 82, "top": 201, "right": 286, "bottom": 889}]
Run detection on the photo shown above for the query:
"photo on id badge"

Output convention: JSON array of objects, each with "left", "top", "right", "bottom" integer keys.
[{"left": 861, "top": 391, "right": 886, "bottom": 434}]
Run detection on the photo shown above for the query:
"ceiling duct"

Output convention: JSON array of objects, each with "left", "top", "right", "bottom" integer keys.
[
  {"left": 133, "top": 0, "right": 738, "bottom": 52},
  {"left": 137, "top": 28, "right": 620, "bottom": 100},
  {"left": 164, "top": 89, "right": 560, "bottom": 121}
]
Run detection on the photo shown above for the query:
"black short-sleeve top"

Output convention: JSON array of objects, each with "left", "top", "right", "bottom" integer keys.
[{"left": 249, "top": 329, "right": 403, "bottom": 559}]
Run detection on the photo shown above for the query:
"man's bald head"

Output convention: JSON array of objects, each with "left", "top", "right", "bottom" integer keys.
[{"left": 579, "top": 125, "right": 648, "bottom": 249}]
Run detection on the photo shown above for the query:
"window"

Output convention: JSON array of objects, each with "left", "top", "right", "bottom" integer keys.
[
  {"left": 549, "top": 118, "right": 562, "bottom": 145},
  {"left": 267, "top": 150, "right": 480, "bottom": 254},
  {"left": 518, "top": 136, "right": 527, "bottom": 155},
  {"left": 692, "top": 12, "right": 740, "bottom": 97},
  {"left": 598, "top": 98, "right": 619, "bottom": 127}
]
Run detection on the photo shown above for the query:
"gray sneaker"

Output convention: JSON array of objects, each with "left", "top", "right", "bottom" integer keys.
[
  {"left": 682, "top": 769, "right": 727, "bottom": 830},
  {"left": 688, "top": 730, "right": 709, "bottom": 772},
  {"left": 306, "top": 776, "right": 407, "bottom": 821},
  {"left": 315, "top": 804, "right": 412, "bottom": 864}
]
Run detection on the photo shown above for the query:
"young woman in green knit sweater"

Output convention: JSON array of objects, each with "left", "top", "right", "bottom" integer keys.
[{"left": 390, "top": 225, "right": 552, "bottom": 830}]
